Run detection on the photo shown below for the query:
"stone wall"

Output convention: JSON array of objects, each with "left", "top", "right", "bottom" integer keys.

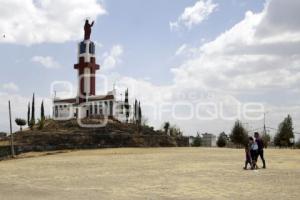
[{"left": 0, "top": 146, "right": 21, "bottom": 160}]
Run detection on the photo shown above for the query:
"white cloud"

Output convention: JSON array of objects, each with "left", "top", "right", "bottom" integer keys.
[
  {"left": 2, "top": 82, "right": 19, "bottom": 92},
  {"left": 31, "top": 56, "right": 61, "bottom": 69},
  {"left": 255, "top": 0, "right": 300, "bottom": 42},
  {"left": 172, "top": 0, "right": 300, "bottom": 93},
  {"left": 170, "top": 0, "right": 218, "bottom": 31},
  {"left": 175, "top": 44, "right": 187, "bottom": 56},
  {"left": 174, "top": 44, "right": 199, "bottom": 57},
  {"left": 115, "top": 0, "right": 300, "bottom": 136},
  {"left": 0, "top": 0, "right": 106, "bottom": 45},
  {"left": 102, "top": 45, "right": 124, "bottom": 70},
  {"left": 94, "top": 41, "right": 103, "bottom": 49}
]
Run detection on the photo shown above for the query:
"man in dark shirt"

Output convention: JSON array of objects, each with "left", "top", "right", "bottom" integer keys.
[{"left": 254, "top": 132, "right": 266, "bottom": 168}]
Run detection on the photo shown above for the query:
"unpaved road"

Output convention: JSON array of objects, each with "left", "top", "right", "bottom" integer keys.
[{"left": 0, "top": 148, "right": 299, "bottom": 200}]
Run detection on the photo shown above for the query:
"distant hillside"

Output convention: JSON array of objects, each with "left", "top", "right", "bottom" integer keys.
[{"left": 5, "top": 119, "right": 188, "bottom": 154}]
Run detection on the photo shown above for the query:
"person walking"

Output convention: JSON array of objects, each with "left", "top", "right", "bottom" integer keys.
[
  {"left": 243, "top": 142, "right": 252, "bottom": 170},
  {"left": 249, "top": 137, "right": 258, "bottom": 170},
  {"left": 254, "top": 132, "right": 266, "bottom": 169}
]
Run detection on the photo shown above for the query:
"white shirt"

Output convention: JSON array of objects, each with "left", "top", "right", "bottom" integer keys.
[{"left": 251, "top": 142, "right": 258, "bottom": 150}]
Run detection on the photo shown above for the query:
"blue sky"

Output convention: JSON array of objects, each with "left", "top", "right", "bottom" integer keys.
[
  {"left": 0, "top": 0, "right": 300, "bottom": 139},
  {"left": 0, "top": 0, "right": 264, "bottom": 95}
]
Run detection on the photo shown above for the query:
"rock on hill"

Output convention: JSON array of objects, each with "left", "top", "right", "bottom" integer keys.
[{"left": 11, "top": 119, "right": 188, "bottom": 153}]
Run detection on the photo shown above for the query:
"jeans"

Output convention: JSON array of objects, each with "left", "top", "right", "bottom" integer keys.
[{"left": 258, "top": 149, "right": 266, "bottom": 168}]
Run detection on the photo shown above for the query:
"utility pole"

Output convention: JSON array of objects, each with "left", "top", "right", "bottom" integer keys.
[
  {"left": 8, "top": 100, "right": 15, "bottom": 158},
  {"left": 263, "top": 112, "right": 269, "bottom": 136}
]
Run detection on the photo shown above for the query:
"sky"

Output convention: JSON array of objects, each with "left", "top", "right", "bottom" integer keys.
[{"left": 0, "top": 0, "right": 299, "bottom": 139}]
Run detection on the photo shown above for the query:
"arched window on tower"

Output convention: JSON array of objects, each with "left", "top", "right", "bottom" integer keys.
[
  {"left": 89, "top": 42, "right": 95, "bottom": 54},
  {"left": 80, "top": 42, "right": 86, "bottom": 54}
]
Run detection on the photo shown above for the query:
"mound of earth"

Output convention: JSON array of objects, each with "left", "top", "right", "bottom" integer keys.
[{"left": 10, "top": 119, "right": 188, "bottom": 153}]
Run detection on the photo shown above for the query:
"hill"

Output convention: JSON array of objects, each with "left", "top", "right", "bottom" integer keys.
[{"left": 1, "top": 119, "right": 188, "bottom": 156}]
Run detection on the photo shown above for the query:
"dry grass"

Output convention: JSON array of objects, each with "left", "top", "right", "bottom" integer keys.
[{"left": 0, "top": 148, "right": 299, "bottom": 200}]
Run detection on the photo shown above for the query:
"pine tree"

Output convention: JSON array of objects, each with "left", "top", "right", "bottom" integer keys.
[
  {"left": 229, "top": 120, "right": 248, "bottom": 147},
  {"left": 274, "top": 114, "right": 294, "bottom": 147},
  {"left": 27, "top": 102, "right": 30, "bottom": 126}
]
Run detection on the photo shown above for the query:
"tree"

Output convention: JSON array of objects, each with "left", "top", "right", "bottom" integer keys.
[
  {"left": 38, "top": 101, "right": 45, "bottom": 130},
  {"left": 41, "top": 101, "right": 45, "bottom": 121},
  {"left": 169, "top": 125, "right": 183, "bottom": 137},
  {"left": 274, "top": 114, "right": 294, "bottom": 147},
  {"left": 192, "top": 133, "right": 202, "bottom": 147},
  {"left": 163, "top": 122, "right": 170, "bottom": 135},
  {"left": 134, "top": 99, "right": 138, "bottom": 123},
  {"left": 30, "top": 93, "right": 35, "bottom": 129},
  {"left": 138, "top": 101, "right": 142, "bottom": 125},
  {"left": 27, "top": 102, "right": 30, "bottom": 125},
  {"left": 217, "top": 132, "right": 227, "bottom": 147},
  {"left": 261, "top": 133, "right": 271, "bottom": 148},
  {"left": 124, "top": 89, "right": 129, "bottom": 123},
  {"left": 38, "top": 119, "right": 45, "bottom": 130},
  {"left": 15, "top": 118, "right": 26, "bottom": 131},
  {"left": 229, "top": 120, "right": 248, "bottom": 147}
]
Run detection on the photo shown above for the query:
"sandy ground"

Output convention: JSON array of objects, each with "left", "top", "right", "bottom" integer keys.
[{"left": 0, "top": 148, "right": 299, "bottom": 200}]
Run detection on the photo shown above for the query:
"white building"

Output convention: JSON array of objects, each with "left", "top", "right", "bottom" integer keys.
[{"left": 201, "top": 133, "right": 217, "bottom": 147}]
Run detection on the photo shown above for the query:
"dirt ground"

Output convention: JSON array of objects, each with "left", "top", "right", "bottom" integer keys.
[{"left": 0, "top": 148, "right": 299, "bottom": 200}]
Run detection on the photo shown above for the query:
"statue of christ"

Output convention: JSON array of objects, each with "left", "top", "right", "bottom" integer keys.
[{"left": 84, "top": 19, "right": 94, "bottom": 40}]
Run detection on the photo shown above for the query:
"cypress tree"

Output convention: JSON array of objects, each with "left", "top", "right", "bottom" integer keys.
[
  {"left": 30, "top": 93, "right": 35, "bottom": 126},
  {"left": 41, "top": 100, "right": 45, "bottom": 121},
  {"left": 134, "top": 99, "right": 138, "bottom": 123},
  {"left": 138, "top": 101, "right": 142, "bottom": 125},
  {"left": 163, "top": 122, "right": 170, "bottom": 135},
  {"left": 124, "top": 89, "right": 129, "bottom": 123},
  {"left": 38, "top": 100, "right": 45, "bottom": 130},
  {"left": 27, "top": 102, "right": 30, "bottom": 126}
]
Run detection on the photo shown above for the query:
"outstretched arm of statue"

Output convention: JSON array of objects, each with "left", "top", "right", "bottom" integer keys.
[{"left": 91, "top": 21, "right": 94, "bottom": 27}]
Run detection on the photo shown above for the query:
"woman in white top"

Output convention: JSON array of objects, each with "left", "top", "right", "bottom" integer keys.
[{"left": 249, "top": 137, "right": 259, "bottom": 169}]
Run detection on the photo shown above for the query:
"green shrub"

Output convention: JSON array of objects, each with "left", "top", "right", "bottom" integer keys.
[
  {"left": 217, "top": 134, "right": 227, "bottom": 147},
  {"left": 192, "top": 134, "right": 202, "bottom": 147},
  {"left": 38, "top": 118, "right": 45, "bottom": 130}
]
